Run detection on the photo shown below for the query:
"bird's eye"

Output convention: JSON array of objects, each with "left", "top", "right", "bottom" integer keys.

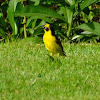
[{"left": 45, "top": 27, "right": 49, "bottom": 31}]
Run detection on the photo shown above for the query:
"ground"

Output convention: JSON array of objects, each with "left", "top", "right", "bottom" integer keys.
[{"left": 0, "top": 38, "right": 100, "bottom": 100}]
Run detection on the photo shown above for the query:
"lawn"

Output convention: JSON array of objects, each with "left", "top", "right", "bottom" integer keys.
[{"left": 0, "top": 38, "right": 100, "bottom": 100}]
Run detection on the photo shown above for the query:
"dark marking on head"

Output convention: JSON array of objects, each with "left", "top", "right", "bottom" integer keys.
[{"left": 44, "top": 27, "right": 49, "bottom": 31}]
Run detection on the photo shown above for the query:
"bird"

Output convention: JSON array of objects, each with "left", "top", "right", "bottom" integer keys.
[{"left": 41, "top": 24, "right": 66, "bottom": 56}]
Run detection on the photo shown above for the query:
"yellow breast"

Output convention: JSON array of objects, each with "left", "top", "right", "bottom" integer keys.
[
  {"left": 43, "top": 32, "right": 63, "bottom": 54},
  {"left": 43, "top": 32, "right": 56, "bottom": 50}
]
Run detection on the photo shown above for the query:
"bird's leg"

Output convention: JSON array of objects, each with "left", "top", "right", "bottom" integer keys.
[
  {"left": 50, "top": 52, "right": 53, "bottom": 56},
  {"left": 48, "top": 52, "right": 54, "bottom": 61},
  {"left": 57, "top": 53, "right": 60, "bottom": 56}
]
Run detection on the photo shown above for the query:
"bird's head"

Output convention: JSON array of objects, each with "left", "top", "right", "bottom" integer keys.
[
  {"left": 41, "top": 24, "right": 50, "bottom": 32},
  {"left": 41, "top": 24, "right": 55, "bottom": 36}
]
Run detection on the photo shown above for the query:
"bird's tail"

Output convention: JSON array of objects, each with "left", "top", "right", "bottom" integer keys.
[
  {"left": 63, "top": 52, "right": 66, "bottom": 57},
  {"left": 60, "top": 51, "right": 66, "bottom": 57}
]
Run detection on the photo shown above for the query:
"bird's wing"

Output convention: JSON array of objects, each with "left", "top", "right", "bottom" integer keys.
[
  {"left": 50, "top": 25, "right": 66, "bottom": 56},
  {"left": 50, "top": 26, "right": 64, "bottom": 51},
  {"left": 56, "top": 38, "right": 63, "bottom": 51}
]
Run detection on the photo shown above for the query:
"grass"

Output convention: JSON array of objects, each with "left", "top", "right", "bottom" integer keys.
[{"left": 0, "top": 38, "right": 100, "bottom": 100}]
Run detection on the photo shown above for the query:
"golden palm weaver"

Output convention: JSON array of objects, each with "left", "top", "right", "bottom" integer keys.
[{"left": 41, "top": 24, "right": 66, "bottom": 56}]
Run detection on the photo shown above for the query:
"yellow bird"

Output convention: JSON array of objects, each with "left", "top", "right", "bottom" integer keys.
[{"left": 41, "top": 24, "right": 66, "bottom": 56}]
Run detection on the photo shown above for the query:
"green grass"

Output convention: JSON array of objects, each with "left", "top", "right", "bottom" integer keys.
[{"left": 0, "top": 38, "right": 100, "bottom": 100}]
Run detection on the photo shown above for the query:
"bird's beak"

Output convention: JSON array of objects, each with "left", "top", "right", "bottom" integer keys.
[{"left": 40, "top": 26, "right": 45, "bottom": 29}]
